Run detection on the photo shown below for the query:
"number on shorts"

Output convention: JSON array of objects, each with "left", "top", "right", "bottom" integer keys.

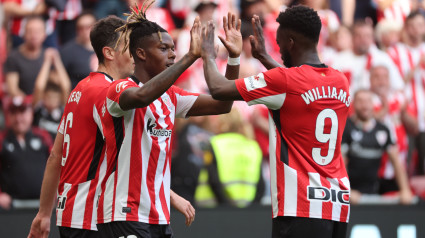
[{"left": 312, "top": 109, "right": 338, "bottom": 165}]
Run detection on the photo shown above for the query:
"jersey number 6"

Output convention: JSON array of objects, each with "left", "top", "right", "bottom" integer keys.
[
  {"left": 62, "top": 112, "right": 73, "bottom": 166},
  {"left": 312, "top": 109, "right": 338, "bottom": 166}
]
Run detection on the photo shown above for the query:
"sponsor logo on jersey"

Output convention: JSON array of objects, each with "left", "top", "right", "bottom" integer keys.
[
  {"left": 376, "top": 130, "right": 388, "bottom": 146},
  {"left": 146, "top": 118, "right": 172, "bottom": 137},
  {"left": 116, "top": 81, "right": 129, "bottom": 93},
  {"left": 307, "top": 185, "right": 349, "bottom": 204},
  {"left": 57, "top": 196, "right": 67, "bottom": 210},
  {"left": 245, "top": 73, "right": 267, "bottom": 91}
]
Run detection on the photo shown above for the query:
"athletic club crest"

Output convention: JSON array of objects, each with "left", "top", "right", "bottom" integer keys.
[{"left": 376, "top": 130, "right": 388, "bottom": 146}]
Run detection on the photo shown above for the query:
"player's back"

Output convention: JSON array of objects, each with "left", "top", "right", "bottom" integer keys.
[{"left": 56, "top": 72, "right": 112, "bottom": 230}]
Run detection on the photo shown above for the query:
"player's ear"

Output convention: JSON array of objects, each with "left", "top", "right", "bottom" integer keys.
[
  {"left": 288, "top": 37, "right": 294, "bottom": 50},
  {"left": 135, "top": 48, "right": 146, "bottom": 61},
  {"left": 103, "top": 46, "right": 115, "bottom": 61}
]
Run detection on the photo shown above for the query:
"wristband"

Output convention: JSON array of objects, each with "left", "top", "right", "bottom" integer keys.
[{"left": 227, "top": 56, "right": 240, "bottom": 66}]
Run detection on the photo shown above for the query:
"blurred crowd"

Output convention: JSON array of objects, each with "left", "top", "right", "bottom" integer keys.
[{"left": 0, "top": 0, "right": 425, "bottom": 210}]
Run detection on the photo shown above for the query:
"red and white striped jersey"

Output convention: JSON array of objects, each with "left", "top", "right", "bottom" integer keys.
[
  {"left": 56, "top": 72, "right": 112, "bottom": 230},
  {"left": 387, "top": 42, "right": 425, "bottom": 78},
  {"left": 5, "top": 0, "right": 56, "bottom": 36},
  {"left": 235, "top": 65, "right": 351, "bottom": 223},
  {"left": 55, "top": 0, "right": 82, "bottom": 21},
  {"left": 332, "top": 46, "right": 404, "bottom": 92},
  {"left": 408, "top": 68, "right": 425, "bottom": 132},
  {"left": 372, "top": 91, "right": 408, "bottom": 179},
  {"left": 98, "top": 77, "right": 199, "bottom": 225},
  {"left": 376, "top": 0, "right": 411, "bottom": 25}
]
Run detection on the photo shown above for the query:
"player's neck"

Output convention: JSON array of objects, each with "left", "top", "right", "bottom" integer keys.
[
  {"left": 133, "top": 67, "right": 150, "bottom": 84},
  {"left": 97, "top": 64, "right": 119, "bottom": 81},
  {"left": 296, "top": 50, "right": 322, "bottom": 67}
]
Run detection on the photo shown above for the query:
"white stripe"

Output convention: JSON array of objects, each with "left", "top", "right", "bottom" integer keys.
[
  {"left": 114, "top": 110, "right": 135, "bottom": 221},
  {"left": 56, "top": 183, "right": 72, "bottom": 226},
  {"left": 102, "top": 171, "right": 115, "bottom": 223},
  {"left": 328, "top": 178, "right": 341, "bottom": 221},
  {"left": 175, "top": 93, "right": 197, "bottom": 118},
  {"left": 247, "top": 93, "right": 286, "bottom": 110},
  {"left": 340, "top": 177, "right": 351, "bottom": 222},
  {"left": 268, "top": 113, "right": 279, "bottom": 218},
  {"left": 308, "top": 173, "right": 322, "bottom": 219},
  {"left": 283, "top": 164, "right": 297, "bottom": 216},
  {"left": 152, "top": 100, "right": 168, "bottom": 223},
  {"left": 138, "top": 108, "right": 154, "bottom": 222},
  {"left": 71, "top": 181, "right": 90, "bottom": 228},
  {"left": 91, "top": 153, "right": 107, "bottom": 229},
  {"left": 93, "top": 105, "right": 104, "bottom": 138}
]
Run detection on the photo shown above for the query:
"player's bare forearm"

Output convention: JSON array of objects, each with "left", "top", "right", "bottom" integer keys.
[
  {"left": 203, "top": 57, "right": 242, "bottom": 101},
  {"left": 38, "top": 133, "right": 63, "bottom": 216},
  {"left": 257, "top": 53, "right": 282, "bottom": 70},
  {"left": 170, "top": 190, "right": 195, "bottom": 226},
  {"left": 120, "top": 53, "right": 198, "bottom": 110},
  {"left": 388, "top": 148, "right": 413, "bottom": 204}
]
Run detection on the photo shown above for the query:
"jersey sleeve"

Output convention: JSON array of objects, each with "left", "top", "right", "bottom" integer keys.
[
  {"left": 234, "top": 67, "right": 287, "bottom": 110},
  {"left": 172, "top": 86, "right": 200, "bottom": 118},
  {"left": 106, "top": 79, "right": 139, "bottom": 117}
]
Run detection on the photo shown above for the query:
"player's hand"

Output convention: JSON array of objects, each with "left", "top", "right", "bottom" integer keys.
[
  {"left": 27, "top": 213, "right": 51, "bottom": 238},
  {"left": 170, "top": 193, "right": 195, "bottom": 226},
  {"left": 188, "top": 16, "right": 202, "bottom": 59},
  {"left": 0, "top": 192, "right": 12, "bottom": 210},
  {"left": 201, "top": 21, "right": 218, "bottom": 60},
  {"left": 399, "top": 189, "right": 414, "bottom": 205},
  {"left": 249, "top": 15, "right": 268, "bottom": 60},
  {"left": 218, "top": 12, "right": 242, "bottom": 58}
]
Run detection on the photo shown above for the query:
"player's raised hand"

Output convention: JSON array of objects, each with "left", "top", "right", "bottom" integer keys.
[
  {"left": 28, "top": 213, "right": 51, "bottom": 238},
  {"left": 189, "top": 16, "right": 202, "bottom": 58},
  {"left": 218, "top": 12, "right": 242, "bottom": 58},
  {"left": 249, "top": 15, "right": 267, "bottom": 60},
  {"left": 201, "top": 21, "right": 217, "bottom": 59}
]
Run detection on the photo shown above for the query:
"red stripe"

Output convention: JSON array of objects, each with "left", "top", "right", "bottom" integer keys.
[
  {"left": 61, "top": 185, "right": 78, "bottom": 227},
  {"left": 147, "top": 104, "right": 161, "bottom": 224},
  {"left": 82, "top": 179, "right": 97, "bottom": 229},
  {"left": 365, "top": 53, "right": 372, "bottom": 71},
  {"left": 126, "top": 110, "right": 145, "bottom": 221},
  {"left": 389, "top": 46, "right": 403, "bottom": 77},
  {"left": 111, "top": 119, "right": 125, "bottom": 221},
  {"left": 339, "top": 180, "right": 349, "bottom": 222},
  {"left": 320, "top": 177, "right": 332, "bottom": 220},
  {"left": 296, "top": 168, "right": 308, "bottom": 217}
]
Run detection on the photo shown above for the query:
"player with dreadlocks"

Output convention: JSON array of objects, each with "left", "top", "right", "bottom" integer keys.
[
  {"left": 201, "top": 5, "right": 350, "bottom": 238},
  {"left": 96, "top": 1, "right": 243, "bottom": 237}
]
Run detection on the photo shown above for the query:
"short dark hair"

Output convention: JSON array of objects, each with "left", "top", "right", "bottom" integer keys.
[
  {"left": 44, "top": 81, "right": 62, "bottom": 94},
  {"left": 115, "top": 1, "right": 167, "bottom": 59},
  {"left": 276, "top": 5, "right": 321, "bottom": 43},
  {"left": 90, "top": 15, "right": 126, "bottom": 64},
  {"left": 405, "top": 10, "right": 425, "bottom": 23},
  {"left": 75, "top": 10, "right": 96, "bottom": 25}
]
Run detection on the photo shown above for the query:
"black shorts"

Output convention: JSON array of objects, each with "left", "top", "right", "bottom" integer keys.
[
  {"left": 58, "top": 226, "right": 98, "bottom": 238},
  {"left": 272, "top": 216, "right": 347, "bottom": 238},
  {"left": 97, "top": 221, "right": 174, "bottom": 238}
]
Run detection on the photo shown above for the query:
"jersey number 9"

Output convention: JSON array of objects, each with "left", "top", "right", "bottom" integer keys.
[{"left": 312, "top": 109, "right": 338, "bottom": 166}]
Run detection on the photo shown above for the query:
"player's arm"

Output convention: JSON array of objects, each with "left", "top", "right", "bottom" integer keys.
[
  {"left": 387, "top": 146, "right": 413, "bottom": 205},
  {"left": 201, "top": 21, "right": 243, "bottom": 101},
  {"left": 33, "top": 49, "right": 54, "bottom": 107},
  {"left": 5, "top": 72, "right": 25, "bottom": 97},
  {"left": 119, "top": 17, "right": 202, "bottom": 111},
  {"left": 249, "top": 15, "right": 282, "bottom": 70},
  {"left": 28, "top": 132, "right": 63, "bottom": 238},
  {"left": 170, "top": 190, "right": 195, "bottom": 227},
  {"left": 186, "top": 13, "right": 243, "bottom": 116},
  {"left": 2, "top": 1, "right": 45, "bottom": 17}
]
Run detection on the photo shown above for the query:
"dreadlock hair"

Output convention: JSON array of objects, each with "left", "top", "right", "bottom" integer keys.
[
  {"left": 90, "top": 15, "right": 126, "bottom": 64},
  {"left": 115, "top": 0, "right": 167, "bottom": 59},
  {"left": 276, "top": 5, "right": 321, "bottom": 44}
]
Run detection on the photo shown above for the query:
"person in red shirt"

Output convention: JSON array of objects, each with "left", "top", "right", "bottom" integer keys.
[{"left": 201, "top": 6, "right": 350, "bottom": 237}]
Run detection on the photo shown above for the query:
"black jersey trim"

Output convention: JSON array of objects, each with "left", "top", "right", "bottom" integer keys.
[
  {"left": 97, "top": 71, "right": 114, "bottom": 81},
  {"left": 112, "top": 116, "right": 125, "bottom": 172},
  {"left": 87, "top": 127, "right": 105, "bottom": 181},
  {"left": 271, "top": 109, "right": 289, "bottom": 165},
  {"left": 302, "top": 63, "right": 328, "bottom": 68},
  {"left": 130, "top": 75, "right": 141, "bottom": 85}
]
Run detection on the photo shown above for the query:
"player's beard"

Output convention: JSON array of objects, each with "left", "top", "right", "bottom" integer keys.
[{"left": 282, "top": 49, "right": 293, "bottom": 68}]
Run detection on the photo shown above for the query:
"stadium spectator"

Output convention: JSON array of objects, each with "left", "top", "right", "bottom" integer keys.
[
  {"left": 321, "top": 25, "right": 353, "bottom": 65},
  {"left": 369, "top": 65, "right": 416, "bottom": 194},
  {"left": 2, "top": 0, "right": 57, "bottom": 48},
  {"left": 376, "top": 0, "right": 411, "bottom": 25},
  {"left": 342, "top": 89, "right": 413, "bottom": 204},
  {"left": 171, "top": 116, "right": 217, "bottom": 205},
  {"left": 60, "top": 12, "right": 97, "bottom": 89},
  {"left": 96, "top": 10, "right": 241, "bottom": 237},
  {"left": 0, "top": 96, "right": 52, "bottom": 210},
  {"left": 375, "top": 19, "right": 402, "bottom": 51},
  {"left": 332, "top": 19, "right": 404, "bottom": 92},
  {"left": 201, "top": 6, "right": 351, "bottom": 237},
  {"left": 32, "top": 48, "right": 70, "bottom": 140},
  {"left": 196, "top": 109, "right": 263, "bottom": 208},
  {"left": 4, "top": 16, "right": 50, "bottom": 97},
  {"left": 54, "top": 0, "right": 83, "bottom": 45}
]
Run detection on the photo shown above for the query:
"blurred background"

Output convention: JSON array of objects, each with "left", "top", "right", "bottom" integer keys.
[{"left": 0, "top": 0, "right": 425, "bottom": 237}]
